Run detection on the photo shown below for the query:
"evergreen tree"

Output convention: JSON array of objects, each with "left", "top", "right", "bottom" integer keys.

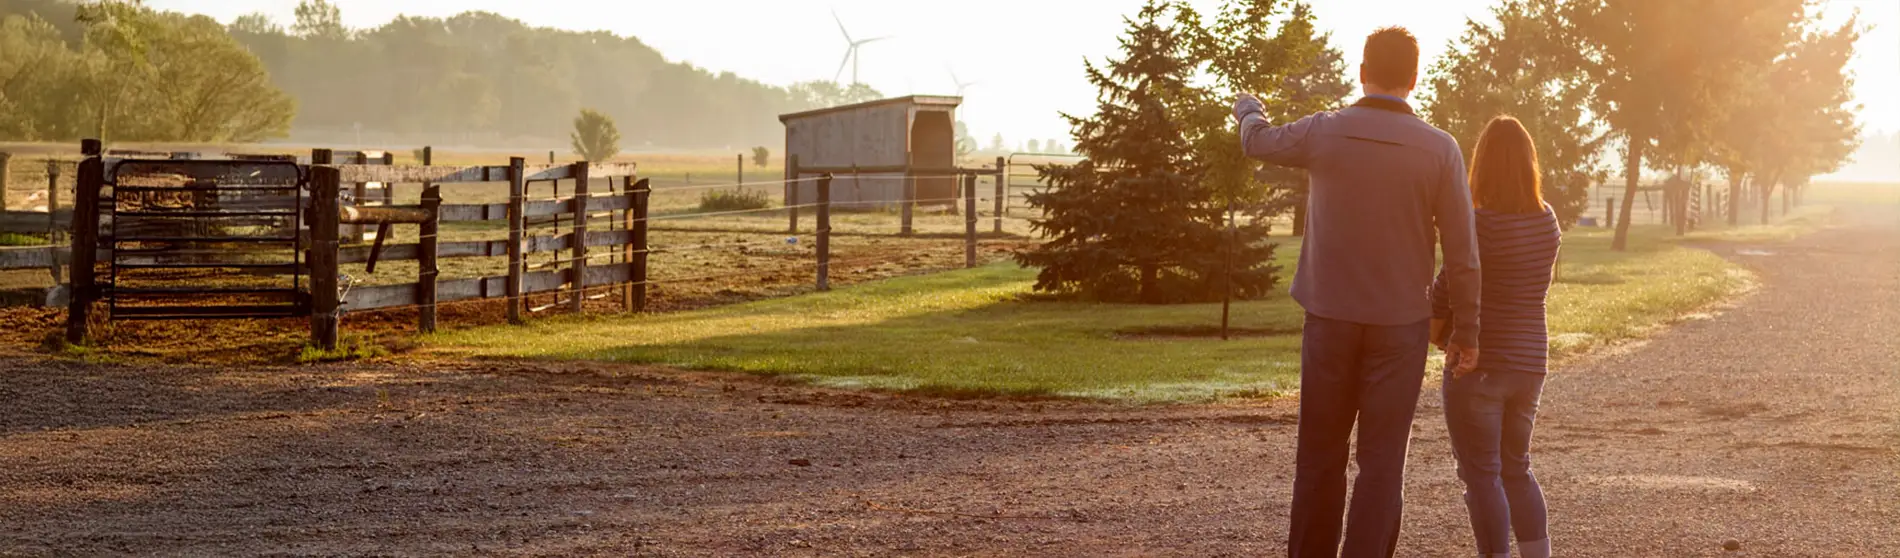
[{"left": 1016, "top": 1, "right": 1275, "bottom": 304}]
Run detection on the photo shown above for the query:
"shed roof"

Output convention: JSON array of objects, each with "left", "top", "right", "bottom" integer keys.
[{"left": 777, "top": 95, "right": 962, "bottom": 123}]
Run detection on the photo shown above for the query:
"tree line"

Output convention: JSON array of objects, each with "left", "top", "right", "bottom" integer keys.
[
  {"left": 1424, "top": 0, "right": 1863, "bottom": 242},
  {"left": 1021, "top": 0, "right": 1865, "bottom": 303},
  {"left": 0, "top": 0, "right": 889, "bottom": 149}
]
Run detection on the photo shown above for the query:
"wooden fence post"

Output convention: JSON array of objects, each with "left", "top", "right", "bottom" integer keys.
[
  {"left": 963, "top": 172, "right": 977, "bottom": 269},
  {"left": 349, "top": 153, "right": 369, "bottom": 245},
  {"left": 381, "top": 152, "right": 396, "bottom": 206},
  {"left": 624, "top": 178, "right": 648, "bottom": 311},
  {"left": 816, "top": 174, "right": 831, "bottom": 291},
  {"left": 737, "top": 153, "right": 744, "bottom": 187},
  {"left": 569, "top": 162, "right": 589, "bottom": 314},
  {"left": 64, "top": 140, "right": 103, "bottom": 345},
  {"left": 1606, "top": 197, "right": 1618, "bottom": 231},
  {"left": 43, "top": 160, "right": 62, "bottom": 283},
  {"left": 993, "top": 156, "right": 1005, "bottom": 234},
  {"left": 506, "top": 157, "right": 526, "bottom": 324},
  {"left": 45, "top": 160, "right": 60, "bottom": 237},
  {"left": 900, "top": 161, "right": 915, "bottom": 236},
  {"left": 0, "top": 151, "right": 10, "bottom": 213},
  {"left": 309, "top": 164, "right": 342, "bottom": 351},
  {"left": 418, "top": 146, "right": 439, "bottom": 333},
  {"left": 786, "top": 154, "right": 800, "bottom": 234}
]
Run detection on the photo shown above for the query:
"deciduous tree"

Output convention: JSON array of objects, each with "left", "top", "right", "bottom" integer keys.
[
  {"left": 570, "top": 108, "right": 620, "bottom": 163},
  {"left": 1178, "top": 0, "right": 1346, "bottom": 238},
  {"left": 1558, "top": 0, "right": 1802, "bottom": 249},
  {"left": 1421, "top": 0, "right": 1603, "bottom": 229}
]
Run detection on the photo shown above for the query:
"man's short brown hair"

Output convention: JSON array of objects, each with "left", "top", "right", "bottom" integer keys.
[{"left": 1362, "top": 26, "right": 1420, "bottom": 91}]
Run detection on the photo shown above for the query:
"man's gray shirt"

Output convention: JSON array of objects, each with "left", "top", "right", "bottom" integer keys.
[{"left": 1236, "top": 96, "right": 1481, "bottom": 347}]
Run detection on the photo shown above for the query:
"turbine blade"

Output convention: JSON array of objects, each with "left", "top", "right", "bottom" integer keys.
[
  {"left": 834, "top": 48, "right": 853, "bottom": 83},
  {"left": 858, "top": 36, "right": 890, "bottom": 45},
  {"left": 833, "top": 11, "right": 851, "bottom": 42}
]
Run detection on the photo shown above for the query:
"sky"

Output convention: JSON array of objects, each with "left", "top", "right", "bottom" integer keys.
[{"left": 150, "top": 0, "right": 1898, "bottom": 151}]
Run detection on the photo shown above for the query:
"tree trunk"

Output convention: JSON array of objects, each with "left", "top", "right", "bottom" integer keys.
[
  {"left": 1758, "top": 170, "right": 1781, "bottom": 226},
  {"left": 1291, "top": 200, "right": 1307, "bottom": 237},
  {"left": 1726, "top": 169, "right": 1743, "bottom": 226},
  {"left": 1672, "top": 179, "right": 1687, "bottom": 237},
  {"left": 1770, "top": 176, "right": 1786, "bottom": 215},
  {"left": 1612, "top": 134, "right": 1643, "bottom": 251},
  {"left": 1139, "top": 264, "right": 1160, "bottom": 304}
]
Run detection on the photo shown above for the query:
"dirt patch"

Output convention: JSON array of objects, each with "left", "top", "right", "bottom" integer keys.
[{"left": 0, "top": 236, "right": 1035, "bottom": 365}]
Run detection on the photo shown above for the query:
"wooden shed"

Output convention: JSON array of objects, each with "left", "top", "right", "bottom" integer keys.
[{"left": 779, "top": 95, "right": 962, "bottom": 210}]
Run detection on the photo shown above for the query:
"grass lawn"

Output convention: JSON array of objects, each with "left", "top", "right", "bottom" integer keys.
[
  {"left": 434, "top": 223, "right": 1754, "bottom": 402},
  {"left": 1682, "top": 204, "right": 1837, "bottom": 243}
]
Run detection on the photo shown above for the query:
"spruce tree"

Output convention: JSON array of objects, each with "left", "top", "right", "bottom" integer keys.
[{"left": 1015, "top": 1, "right": 1276, "bottom": 304}]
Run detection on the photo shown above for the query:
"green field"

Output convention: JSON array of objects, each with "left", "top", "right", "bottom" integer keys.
[{"left": 436, "top": 224, "right": 1754, "bottom": 402}]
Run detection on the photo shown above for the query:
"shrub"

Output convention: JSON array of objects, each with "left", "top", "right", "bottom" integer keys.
[{"left": 698, "top": 189, "right": 772, "bottom": 212}]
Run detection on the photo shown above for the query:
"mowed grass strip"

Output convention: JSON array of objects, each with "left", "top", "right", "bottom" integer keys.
[{"left": 435, "top": 226, "right": 1752, "bottom": 402}]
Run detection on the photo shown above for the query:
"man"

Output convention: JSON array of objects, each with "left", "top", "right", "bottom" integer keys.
[{"left": 1233, "top": 27, "right": 1481, "bottom": 557}]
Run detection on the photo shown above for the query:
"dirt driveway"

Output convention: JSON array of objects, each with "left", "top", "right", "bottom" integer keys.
[{"left": 0, "top": 209, "right": 1894, "bottom": 557}]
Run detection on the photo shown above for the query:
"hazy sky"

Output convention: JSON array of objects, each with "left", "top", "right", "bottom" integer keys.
[{"left": 152, "top": 0, "right": 1897, "bottom": 147}]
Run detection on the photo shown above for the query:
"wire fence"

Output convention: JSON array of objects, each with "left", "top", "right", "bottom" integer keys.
[{"left": 316, "top": 170, "right": 1039, "bottom": 330}]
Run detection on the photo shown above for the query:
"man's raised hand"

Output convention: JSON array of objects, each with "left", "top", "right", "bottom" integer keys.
[{"left": 1233, "top": 93, "right": 1264, "bottom": 123}]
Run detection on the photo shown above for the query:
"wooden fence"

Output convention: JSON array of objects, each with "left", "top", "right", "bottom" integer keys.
[
  {"left": 305, "top": 156, "right": 644, "bottom": 348},
  {"left": 46, "top": 139, "right": 1042, "bottom": 349}
]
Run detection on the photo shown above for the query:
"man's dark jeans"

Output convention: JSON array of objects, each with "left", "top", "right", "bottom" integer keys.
[{"left": 1288, "top": 313, "right": 1430, "bottom": 558}]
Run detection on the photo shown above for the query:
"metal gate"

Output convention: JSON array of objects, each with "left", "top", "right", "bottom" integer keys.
[{"left": 104, "top": 159, "right": 309, "bottom": 320}]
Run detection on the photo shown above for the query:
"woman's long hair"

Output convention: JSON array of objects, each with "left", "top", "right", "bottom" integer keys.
[{"left": 1468, "top": 116, "right": 1545, "bottom": 213}]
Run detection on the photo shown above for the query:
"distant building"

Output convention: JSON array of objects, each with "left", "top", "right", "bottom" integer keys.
[{"left": 778, "top": 95, "right": 961, "bottom": 210}]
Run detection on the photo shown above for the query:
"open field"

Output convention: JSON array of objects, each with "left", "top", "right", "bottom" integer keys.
[
  {"left": 435, "top": 222, "right": 1753, "bottom": 402},
  {"left": 0, "top": 204, "right": 1891, "bottom": 556}
]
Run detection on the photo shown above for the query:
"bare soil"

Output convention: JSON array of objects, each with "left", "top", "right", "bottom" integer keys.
[
  {"left": 0, "top": 234, "right": 1032, "bottom": 364},
  {"left": 0, "top": 210, "right": 1893, "bottom": 557}
]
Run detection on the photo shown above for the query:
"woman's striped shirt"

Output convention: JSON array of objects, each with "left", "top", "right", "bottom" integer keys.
[{"left": 1432, "top": 206, "right": 1563, "bottom": 375}]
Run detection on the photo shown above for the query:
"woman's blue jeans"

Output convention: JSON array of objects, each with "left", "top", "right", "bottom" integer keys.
[{"left": 1443, "top": 369, "right": 1550, "bottom": 555}]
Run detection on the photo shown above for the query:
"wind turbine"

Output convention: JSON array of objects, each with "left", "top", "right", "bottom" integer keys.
[
  {"left": 832, "top": 11, "right": 887, "bottom": 85},
  {"left": 947, "top": 65, "right": 979, "bottom": 96}
]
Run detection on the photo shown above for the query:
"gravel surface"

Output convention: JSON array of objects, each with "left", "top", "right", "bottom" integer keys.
[{"left": 0, "top": 208, "right": 1893, "bottom": 557}]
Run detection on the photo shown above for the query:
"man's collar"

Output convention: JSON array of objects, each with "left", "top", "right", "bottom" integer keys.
[{"left": 1354, "top": 94, "right": 1416, "bottom": 116}]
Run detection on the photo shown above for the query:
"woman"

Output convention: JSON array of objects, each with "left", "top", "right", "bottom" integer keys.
[{"left": 1431, "top": 115, "right": 1562, "bottom": 558}]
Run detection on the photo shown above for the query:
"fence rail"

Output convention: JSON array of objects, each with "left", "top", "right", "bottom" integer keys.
[{"left": 298, "top": 159, "right": 652, "bottom": 346}]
